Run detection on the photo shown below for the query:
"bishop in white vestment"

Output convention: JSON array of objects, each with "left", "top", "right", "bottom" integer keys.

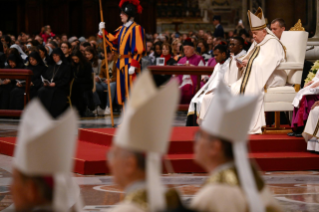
[
  {"left": 108, "top": 71, "right": 182, "bottom": 212},
  {"left": 191, "top": 81, "right": 282, "bottom": 212},
  {"left": 231, "top": 7, "right": 287, "bottom": 134}
]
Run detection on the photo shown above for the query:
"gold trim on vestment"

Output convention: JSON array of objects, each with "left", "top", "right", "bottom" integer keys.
[
  {"left": 240, "top": 46, "right": 260, "bottom": 94},
  {"left": 313, "top": 119, "right": 319, "bottom": 137},
  {"left": 124, "top": 188, "right": 182, "bottom": 211},
  {"left": 247, "top": 7, "right": 266, "bottom": 31},
  {"left": 303, "top": 131, "right": 319, "bottom": 140},
  {"left": 251, "top": 24, "right": 267, "bottom": 31}
]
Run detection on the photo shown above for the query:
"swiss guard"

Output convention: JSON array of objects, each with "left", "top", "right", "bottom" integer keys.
[{"left": 98, "top": 0, "right": 146, "bottom": 106}]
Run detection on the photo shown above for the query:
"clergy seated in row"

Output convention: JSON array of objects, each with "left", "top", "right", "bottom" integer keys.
[
  {"left": 106, "top": 71, "right": 183, "bottom": 212},
  {"left": 303, "top": 101, "right": 319, "bottom": 152},
  {"left": 191, "top": 81, "right": 282, "bottom": 212},
  {"left": 186, "top": 44, "right": 230, "bottom": 126},
  {"left": 186, "top": 37, "right": 247, "bottom": 126},
  {"left": 290, "top": 72, "right": 319, "bottom": 137},
  {"left": 11, "top": 100, "right": 82, "bottom": 212},
  {"left": 38, "top": 48, "right": 73, "bottom": 118},
  {"left": 176, "top": 38, "right": 205, "bottom": 104},
  {"left": 230, "top": 7, "right": 287, "bottom": 134}
]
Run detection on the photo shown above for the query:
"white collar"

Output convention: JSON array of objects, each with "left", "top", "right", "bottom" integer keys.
[
  {"left": 234, "top": 50, "right": 247, "bottom": 58},
  {"left": 125, "top": 180, "right": 146, "bottom": 194},
  {"left": 124, "top": 20, "right": 134, "bottom": 28},
  {"left": 56, "top": 60, "right": 62, "bottom": 65},
  {"left": 210, "top": 161, "right": 235, "bottom": 176},
  {"left": 215, "top": 24, "right": 220, "bottom": 28}
]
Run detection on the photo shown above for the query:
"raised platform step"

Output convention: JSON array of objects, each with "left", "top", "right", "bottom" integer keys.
[{"left": 0, "top": 127, "right": 316, "bottom": 175}]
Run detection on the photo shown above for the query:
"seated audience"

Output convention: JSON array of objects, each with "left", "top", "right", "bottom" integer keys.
[
  {"left": 197, "top": 40, "right": 211, "bottom": 62},
  {"left": 176, "top": 38, "right": 205, "bottom": 104},
  {"left": 10, "top": 51, "right": 47, "bottom": 110},
  {"left": 38, "top": 48, "right": 72, "bottom": 118},
  {"left": 153, "top": 43, "right": 176, "bottom": 87},
  {"left": 60, "top": 41, "right": 72, "bottom": 64},
  {"left": 0, "top": 53, "right": 25, "bottom": 109},
  {"left": 97, "top": 50, "right": 118, "bottom": 115},
  {"left": 70, "top": 50, "right": 95, "bottom": 117},
  {"left": 37, "top": 45, "right": 50, "bottom": 66}
]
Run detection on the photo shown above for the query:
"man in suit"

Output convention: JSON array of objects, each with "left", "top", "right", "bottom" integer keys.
[{"left": 213, "top": 16, "right": 224, "bottom": 38}]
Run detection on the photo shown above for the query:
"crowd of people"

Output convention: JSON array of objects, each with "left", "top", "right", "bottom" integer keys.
[{"left": 0, "top": 16, "right": 254, "bottom": 118}]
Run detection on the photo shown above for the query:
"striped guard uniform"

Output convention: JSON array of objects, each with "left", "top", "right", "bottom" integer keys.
[{"left": 100, "top": 20, "right": 146, "bottom": 105}]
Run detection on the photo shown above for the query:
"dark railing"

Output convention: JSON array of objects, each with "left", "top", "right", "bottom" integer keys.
[{"left": 148, "top": 65, "right": 214, "bottom": 111}]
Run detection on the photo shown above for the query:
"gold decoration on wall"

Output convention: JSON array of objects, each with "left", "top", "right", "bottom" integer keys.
[{"left": 290, "top": 19, "right": 305, "bottom": 31}]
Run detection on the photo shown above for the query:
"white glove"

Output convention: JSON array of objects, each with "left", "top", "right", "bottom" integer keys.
[
  {"left": 129, "top": 66, "right": 136, "bottom": 75},
  {"left": 99, "top": 22, "right": 105, "bottom": 35}
]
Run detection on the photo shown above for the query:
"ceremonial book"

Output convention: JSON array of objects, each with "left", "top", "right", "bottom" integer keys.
[
  {"left": 41, "top": 76, "right": 51, "bottom": 84},
  {"left": 16, "top": 80, "right": 26, "bottom": 86}
]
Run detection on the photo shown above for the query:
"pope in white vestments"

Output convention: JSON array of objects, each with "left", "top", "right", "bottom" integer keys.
[{"left": 231, "top": 7, "right": 287, "bottom": 134}]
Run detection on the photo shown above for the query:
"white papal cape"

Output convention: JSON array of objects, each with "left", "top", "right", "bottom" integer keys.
[
  {"left": 231, "top": 34, "right": 286, "bottom": 134},
  {"left": 292, "top": 71, "right": 319, "bottom": 108},
  {"left": 187, "top": 58, "right": 231, "bottom": 117}
]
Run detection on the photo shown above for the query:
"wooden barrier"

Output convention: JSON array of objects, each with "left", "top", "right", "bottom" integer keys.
[{"left": 148, "top": 65, "right": 214, "bottom": 111}]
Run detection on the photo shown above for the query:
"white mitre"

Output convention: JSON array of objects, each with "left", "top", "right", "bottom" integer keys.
[
  {"left": 114, "top": 70, "right": 180, "bottom": 212},
  {"left": 201, "top": 81, "right": 265, "bottom": 212},
  {"left": 14, "top": 99, "right": 83, "bottom": 212},
  {"left": 248, "top": 7, "right": 267, "bottom": 31}
]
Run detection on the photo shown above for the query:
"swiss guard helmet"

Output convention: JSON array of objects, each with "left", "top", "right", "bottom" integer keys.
[{"left": 119, "top": 0, "right": 143, "bottom": 19}]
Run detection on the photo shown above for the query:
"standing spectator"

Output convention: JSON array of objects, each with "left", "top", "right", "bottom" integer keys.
[
  {"left": 40, "top": 25, "right": 56, "bottom": 43},
  {"left": 60, "top": 41, "right": 72, "bottom": 64},
  {"left": 70, "top": 50, "right": 95, "bottom": 117},
  {"left": 0, "top": 53, "right": 25, "bottom": 109},
  {"left": 270, "top": 18, "right": 286, "bottom": 40},
  {"left": 10, "top": 51, "right": 47, "bottom": 110},
  {"left": 38, "top": 48, "right": 72, "bottom": 118},
  {"left": 213, "top": 16, "right": 224, "bottom": 38}
]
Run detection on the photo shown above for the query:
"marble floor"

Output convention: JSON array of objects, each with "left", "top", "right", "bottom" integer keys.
[{"left": 1, "top": 114, "right": 319, "bottom": 211}]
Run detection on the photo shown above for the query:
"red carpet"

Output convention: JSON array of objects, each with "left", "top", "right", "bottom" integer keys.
[{"left": 1, "top": 127, "right": 319, "bottom": 175}]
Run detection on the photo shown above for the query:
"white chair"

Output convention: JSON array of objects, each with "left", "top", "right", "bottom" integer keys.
[{"left": 263, "top": 26, "right": 308, "bottom": 132}]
